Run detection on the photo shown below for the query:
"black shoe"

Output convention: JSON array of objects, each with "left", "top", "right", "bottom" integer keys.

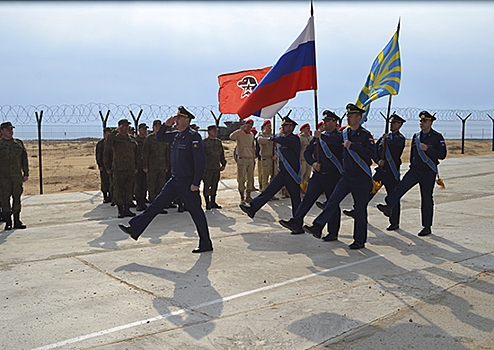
[
  {"left": 418, "top": 226, "right": 432, "bottom": 236},
  {"left": 136, "top": 205, "right": 147, "bottom": 212},
  {"left": 178, "top": 203, "right": 185, "bottom": 213},
  {"left": 377, "top": 204, "right": 392, "bottom": 217},
  {"left": 0, "top": 212, "right": 5, "bottom": 223},
  {"left": 349, "top": 241, "right": 365, "bottom": 249},
  {"left": 158, "top": 209, "right": 168, "bottom": 215},
  {"left": 343, "top": 209, "right": 354, "bottom": 218},
  {"left": 118, "top": 224, "right": 140, "bottom": 241},
  {"left": 192, "top": 246, "right": 213, "bottom": 253},
  {"left": 239, "top": 203, "right": 256, "bottom": 218},
  {"left": 111, "top": 201, "right": 116, "bottom": 207},
  {"left": 117, "top": 205, "right": 125, "bottom": 218},
  {"left": 13, "top": 213, "right": 26, "bottom": 229},
  {"left": 316, "top": 201, "right": 326, "bottom": 210},
  {"left": 206, "top": 203, "right": 212, "bottom": 210},
  {"left": 123, "top": 204, "right": 136, "bottom": 217},
  {"left": 303, "top": 223, "right": 323, "bottom": 239},
  {"left": 278, "top": 219, "right": 304, "bottom": 234},
  {"left": 386, "top": 224, "right": 400, "bottom": 231},
  {"left": 322, "top": 233, "right": 338, "bottom": 241},
  {"left": 165, "top": 203, "right": 177, "bottom": 209},
  {"left": 211, "top": 202, "right": 222, "bottom": 209},
  {"left": 4, "top": 215, "right": 12, "bottom": 230},
  {"left": 103, "top": 193, "right": 111, "bottom": 203}
]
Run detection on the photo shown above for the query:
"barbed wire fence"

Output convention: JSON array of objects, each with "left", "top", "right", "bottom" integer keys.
[{"left": 1, "top": 103, "right": 494, "bottom": 195}]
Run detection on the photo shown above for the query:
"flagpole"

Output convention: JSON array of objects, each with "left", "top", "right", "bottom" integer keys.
[{"left": 311, "top": 0, "right": 320, "bottom": 162}]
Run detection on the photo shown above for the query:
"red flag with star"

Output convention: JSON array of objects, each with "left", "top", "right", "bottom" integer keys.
[{"left": 218, "top": 67, "right": 271, "bottom": 114}]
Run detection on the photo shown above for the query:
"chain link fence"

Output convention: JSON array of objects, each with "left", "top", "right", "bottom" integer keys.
[{"left": 1, "top": 103, "right": 493, "bottom": 195}]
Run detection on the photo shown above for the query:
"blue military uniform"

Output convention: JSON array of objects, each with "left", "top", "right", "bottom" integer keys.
[
  {"left": 241, "top": 117, "right": 301, "bottom": 218},
  {"left": 279, "top": 110, "right": 343, "bottom": 236},
  {"left": 121, "top": 106, "right": 213, "bottom": 252},
  {"left": 381, "top": 111, "right": 446, "bottom": 235},
  {"left": 304, "top": 104, "right": 376, "bottom": 249}
]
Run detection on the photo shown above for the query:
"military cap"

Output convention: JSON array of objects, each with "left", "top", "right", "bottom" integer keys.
[
  {"left": 118, "top": 118, "right": 131, "bottom": 126},
  {"left": 190, "top": 123, "right": 199, "bottom": 131},
  {"left": 129, "top": 126, "right": 135, "bottom": 131},
  {"left": 153, "top": 119, "right": 162, "bottom": 127},
  {"left": 322, "top": 110, "right": 340, "bottom": 122},
  {"left": 207, "top": 125, "right": 218, "bottom": 131},
  {"left": 0, "top": 121, "right": 14, "bottom": 129},
  {"left": 103, "top": 127, "right": 112, "bottom": 132},
  {"left": 251, "top": 127, "right": 258, "bottom": 135},
  {"left": 244, "top": 118, "right": 254, "bottom": 125},
  {"left": 317, "top": 121, "right": 324, "bottom": 128},
  {"left": 262, "top": 119, "right": 271, "bottom": 128},
  {"left": 390, "top": 113, "right": 406, "bottom": 123},
  {"left": 419, "top": 111, "right": 436, "bottom": 121},
  {"left": 138, "top": 123, "right": 148, "bottom": 129},
  {"left": 346, "top": 103, "right": 365, "bottom": 115},
  {"left": 281, "top": 116, "right": 298, "bottom": 126},
  {"left": 176, "top": 106, "right": 195, "bottom": 119},
  {"left": 300, "top": 123, "right": 310, "bottom": 131}
]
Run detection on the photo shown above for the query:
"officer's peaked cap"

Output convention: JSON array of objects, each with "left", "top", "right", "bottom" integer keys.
[{"left": 176, "top": 106, "right": 195, "bottom": 119}]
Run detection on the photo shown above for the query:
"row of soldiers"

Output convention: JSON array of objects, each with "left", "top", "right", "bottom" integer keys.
[
  {"left": 96, "top": 119, "right": 227, "bottom": 218},
  {"left": 239, "top": 103, "right": 447, "bottom": 250}
]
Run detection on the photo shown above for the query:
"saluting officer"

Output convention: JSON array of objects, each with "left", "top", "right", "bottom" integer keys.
[
  {"left": 0, "top": 121, "right": 29, "bottom": 230},
  {"left": 298, "top": 123, "right": 313, "bottom": 192},
  {"left": 203, "top": 125, "right": 226, "bottom": 210},
  {"left": 96, "top": 127, "right": 112, "bottom": 203},
  {"left": 119, "top": 106, "right": 213, "bottom": 253},
  {"left": 104, "top": 119, "right": 138, "bottom": 218},
  {"left": 304, "top": 104, "right": 376, "bottom": 249},
  {"left": 240, "top": 116, "right": 301, "bottom": 219},
  {"left": 279, "top": 111, "right": 343, "bottom": 238},
  {"left": 344, "top": 113, "right": 406, "bottom": 231},
  {"left": 377, "top": 111, "right": 447, "bottom": 237},
  {"left": 134, "top": 123, "right": 148, "bottom": 211}
]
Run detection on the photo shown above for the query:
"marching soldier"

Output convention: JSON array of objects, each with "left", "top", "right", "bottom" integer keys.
[
  {"left": 0, "top": 122, "right": 29, "bottom": 230},
  {"left": 230, "top": 119, "right": 256, "bottom": 203},
  {"left": 95, "top": 127, "right": 112, "bottom": 203},
  {"left": 239, "top": 116, "right": 301, "bottom": 219},
  {"left": 119, "top": 106, "right": 213, "bottom": 253},
  {"left": 377, "top": 111, "right": 447, "bottom": 237},
  {"left": 298, "top": 123, "right": 313, "bottom": 193},
  {"left": 203, "top": 125, "right": 226, "bottom": 209},
  {"left": 134, "top": 123, "right": 148, "bottom": 211},
  {"left": 344, "top": 113, "right": 406, "bottom": 230},
  {"left": 279, "top": 111, "right": 343, "bottom": 238},
  {"left": 143, "top": 120, "right": 171, "bottom": 208},
  {"left": 304, "top": 104, "right": 376, "bottom": 249},
  {"left": 257, "top": 119, "right": 276, "bottom": 192},
  {"left": 104, "top": 119, "right": 138, "bottom": 218}
]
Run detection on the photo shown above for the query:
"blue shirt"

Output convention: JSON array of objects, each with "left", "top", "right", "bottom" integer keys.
[
  {"left": 304, "top": 129, "right": 343, "bottom": 174},
  {"left": 156, "top": 125, "right": 206, "bottom": 186}
]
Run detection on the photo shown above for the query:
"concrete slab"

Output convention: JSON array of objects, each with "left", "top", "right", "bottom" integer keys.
[{"left": 1, "top": 154, "right": 494, "bottom": 349}]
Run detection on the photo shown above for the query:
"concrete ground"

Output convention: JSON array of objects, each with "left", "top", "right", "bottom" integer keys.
[{"left": 1, "top": 154, "right": 493, "bottom": 350}]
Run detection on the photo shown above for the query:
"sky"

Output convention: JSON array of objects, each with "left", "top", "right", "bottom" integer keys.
[{"left": 0, "top": 1, "right": 492, "bottom": 112}]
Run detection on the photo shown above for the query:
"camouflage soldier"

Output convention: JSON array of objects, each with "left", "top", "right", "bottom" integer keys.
[
  {"left": 299, "top": 123, "right": 313, "bottom": 193},
  {"left": 95, "top": 127, "right": 112, "bottom": 203},
  {"left": 134, "top": 123, "right": 148, "bottom": 211},
  {"left": 203, "top": 125, "right": 226, "bottom": 209},
  {"left": 0, "top": 122, "right": 29, "bottom": 230},
  {"left": 104, "top": 119, "right": 138, "bottom": 218}
]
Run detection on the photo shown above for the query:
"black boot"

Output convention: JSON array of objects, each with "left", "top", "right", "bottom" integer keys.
[
  {"left": 4, "top": 214, "right": 12, "bottom": 230},
  {"left": 211, "top": 196, "right": 222, "bottom": 209},
  {"left": 110, "top": 193, "right": 115, "bottom": 206},
  {"left": 117, "top": 204, "right": 125, "bottom": 218},
  {"left": 13, "top": 213, "right": 26, "bottom": 229},
  {"left": 205, "top": 196, "right": 211, "bottom": 210},
  {"left": 303, "top": 222, "right": 323, "bottom": 238},
  {"left": 103, "top": 192, "right": 110, "bottom": 203},
  {"left": 0, "top": 211, "right": 4, "bottom": 222},
  {"left": 123, "top": 203, "right": 136, "bottom": 217},
  {"left": 136, "top": 198, "right": 147, "bottom": 212}
]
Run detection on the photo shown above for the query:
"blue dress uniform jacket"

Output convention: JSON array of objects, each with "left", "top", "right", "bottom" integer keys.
[
  {"left": 289, "top": 130, "right": 343, "bottom": 232},
  {"left": 386, "top": 129, "right": 447, "bottom": 228},
  {"left": 371, "top": 132, "right": 406, "bottom": 226},
  {"left": 249, "top": 133, "right": 302, "bottom": 217},
  {"left": 313, "top": 126, "right": 376, "bottom": 244},
  {"left": 128, "top": 125, "right": 212, "bottom": 250}
]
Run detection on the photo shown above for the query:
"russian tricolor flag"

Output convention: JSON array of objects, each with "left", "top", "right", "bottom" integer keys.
[{"left": 237, "top": 16, "right": 317, "bottom": 120}]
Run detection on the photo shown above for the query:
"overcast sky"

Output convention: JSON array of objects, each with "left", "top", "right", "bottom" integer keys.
[{"left": 0, "top": 1, "right": 492, "bottom": 112}]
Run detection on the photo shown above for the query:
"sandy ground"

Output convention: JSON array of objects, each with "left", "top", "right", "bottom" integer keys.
[{"left": 21, "top": 138, "right": 493, "bottom": 195}]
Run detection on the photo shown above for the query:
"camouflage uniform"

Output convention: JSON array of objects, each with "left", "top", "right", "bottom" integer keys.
[
  {"left": 203, "top": 136, "right": 226, "bottom": 209},
  {"left": 142, "top": 132, "right": 170, "bottom": 202},
  {"left": 96, "top": 137, "right": 111, "bottom": 202},
  {"left": 134, "top": 133, "right": 147, "bottom": 210},
  {"left": 104, "top": 127, "right": 138, "bottom": 216},
  {"left": 0, "top": 128, "right": 29, "bottom": 229}
]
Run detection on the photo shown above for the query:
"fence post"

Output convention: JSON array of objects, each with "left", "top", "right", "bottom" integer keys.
[
  {"left": 129, "top": 109, "right": 143, "bottom": 131},
  {"left": 35, "top": 110, "right": 43, "bottom": 195},
  {"left": 99, "top": 110, "right": 110, "bottom": 135},
  {"left": 210, "top": 110, "right": 223, "bottom": 127},
  {"left": 456, "top": 113, "right": 471, "bottom": 154},
  {"left": 488, "top": 114, "right": 494, "bottom": 152}
]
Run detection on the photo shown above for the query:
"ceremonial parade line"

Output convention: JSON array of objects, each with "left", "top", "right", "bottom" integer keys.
[{"left": 31, "top": 255, "right": 383, "bottom": 350}]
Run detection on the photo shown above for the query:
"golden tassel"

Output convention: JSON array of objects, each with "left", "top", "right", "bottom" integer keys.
[
  {"left": 300, "top": 181, "right": 308, "bottom": 193},
  {"left": 436, "top": 178, "right": 445, "bottom": 189},
  {"left": 371, "top": 180, "right": 382, "bottom": 194}
]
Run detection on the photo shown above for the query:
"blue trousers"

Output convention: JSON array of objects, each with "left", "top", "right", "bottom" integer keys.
[
  {"left": 386, "top": 167, "right": 436, "bottom": 228},
  {"left": 250, "top": 171, "right": 301, "bottom": 217},
  {"left": 293, "top": 171, "right": 341, "bottom": 234},
  {"left": 314, "top": 174, "right": 372, "bottom": 244},
  {"left": 370, "top": 168, "right": 401, "bottom": 226},
  {"left": 129, "top": 176, "right": 212, "bottom": 249}
]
